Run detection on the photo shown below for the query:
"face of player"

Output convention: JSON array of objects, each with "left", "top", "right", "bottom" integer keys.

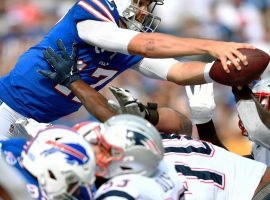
[
  {"left": 91, "top": 143, "right": 111, "bottom": 168},
  {"left": 132, "top": 0, "right": 150, "bottom": 23},
  {"left": 90, "top": 134, "right": 124, "bottom": 177}
]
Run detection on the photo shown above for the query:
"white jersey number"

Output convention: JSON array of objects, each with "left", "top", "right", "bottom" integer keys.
[{"left": 53, "top": 67, "right": 117, "bottom": 103}]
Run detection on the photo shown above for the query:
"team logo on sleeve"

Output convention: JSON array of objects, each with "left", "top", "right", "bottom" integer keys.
[
  {"left": 42, "top": 141, "right": 90, "bottom": 165},
  {"left": 104, "top": 0, "right": 115, "bottom": 11},
  {"left": 4, "top": 151, "right": 17, "bottom": 165}
]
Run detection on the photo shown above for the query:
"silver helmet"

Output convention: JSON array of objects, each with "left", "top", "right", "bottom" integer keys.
[
  {"left": 252, "top": 78, "right": 270, "bottom": 111},
  {"left": 92, "top": 114, "right": 164, "bottom": 179},
  {"left": 113, "top": 0, "right": 164, "bottom": 32}
]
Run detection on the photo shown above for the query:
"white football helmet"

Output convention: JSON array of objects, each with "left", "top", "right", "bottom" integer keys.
[
  {"left": 113, "top": 0, "right": 164, "bottom": 32},
  {"left": 21, "top": 126, "right": 96, "bottom": 200},
  {"left": 88, "top": 114, "right": 164, "bottom": 179}
]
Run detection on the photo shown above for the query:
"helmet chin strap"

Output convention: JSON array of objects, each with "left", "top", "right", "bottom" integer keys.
[{"left": 119, "top": 17, "right": 127, "bottom": 29}]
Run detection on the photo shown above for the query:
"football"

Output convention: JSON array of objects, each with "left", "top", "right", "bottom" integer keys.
[{"left": 209, "top": 48, "right": 270, "bottom": 86}]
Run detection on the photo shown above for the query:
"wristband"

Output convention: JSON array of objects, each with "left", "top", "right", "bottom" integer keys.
[
  {"left": 144, "top": 102, "right": 159, "bottom": 125},
  {"left": 204, "top": 62, "right": 214, "bottom": 83}
]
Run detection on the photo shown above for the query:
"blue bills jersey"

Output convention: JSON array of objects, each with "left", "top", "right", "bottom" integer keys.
[
  {"left": 0, "top": 138, "right": 95, "bottom": 200},
  {"left": 0, "top": 0, "right": 143, "bottom": 122}
]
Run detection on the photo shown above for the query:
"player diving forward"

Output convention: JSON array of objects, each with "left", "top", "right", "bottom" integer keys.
[{"left": 0, "top": 0, "right": 254, "bottom": 139}]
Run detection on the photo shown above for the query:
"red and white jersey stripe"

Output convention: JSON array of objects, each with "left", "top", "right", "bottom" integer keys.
[{"left": 78, "top": 0, "right": 116, "bottom": 23}]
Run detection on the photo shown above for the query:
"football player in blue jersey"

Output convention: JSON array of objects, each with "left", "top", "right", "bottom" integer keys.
[
  {"left": 0, "top": 126, "right": 96, "bottom": 200},
  {"left": 0, "top": 0, "right": 255, "bottom": 139},
  {"left": 38, "top": 39, "right": 193, "bottom": 136}
]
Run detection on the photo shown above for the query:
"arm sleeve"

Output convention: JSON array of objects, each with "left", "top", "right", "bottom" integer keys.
[
  {"left": 77, "top": 20, "right": 140, "bottom": 54},
  {"left": 132, "top": 58, "right": 179, "bottom": 80}
]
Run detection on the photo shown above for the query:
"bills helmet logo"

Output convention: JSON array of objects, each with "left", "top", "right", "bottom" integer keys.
[{"left": 42, "top": 140, "right": 89, "bottom": 165}]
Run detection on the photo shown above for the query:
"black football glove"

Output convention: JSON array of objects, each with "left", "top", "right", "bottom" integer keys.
[
  {"left": 108, "top": 86, "right": 159, "bottom": 125},
  {"left": 232, "top": 85, "right": 254, "bottom": 102},
  {"left": 37, "top": 39, "right": 80, "bottom": 88}
]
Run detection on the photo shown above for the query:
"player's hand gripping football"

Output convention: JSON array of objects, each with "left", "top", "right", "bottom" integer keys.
[
  {"left": 207, "top": 41, "right": 255, "bottom": 73},
  {"left": 37, "top": 39, "right": 80, "bottom": 88},
  {"left": 108, "top": 86, "right": 159, "bottom": 125},
  {"left": 185, "top": 83, "right": 216, "bottom": 124}
]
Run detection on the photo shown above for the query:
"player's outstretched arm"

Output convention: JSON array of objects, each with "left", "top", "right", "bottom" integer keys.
[
  {"left": 108, "top": 86, "right": 192, "bottom": 134},
  {"left": 38, "top": 39, "right": 117, "bottom": 122},
  {"left": 232, "top": 86, "right": 270, "bottom": 148},
  {"left": 129, "top": 33, "right": 254, "bottom": 73},
  {"left": 156, "top": 107, "right": 192, "bottom": 135},
  {"left": 69, "top": 80, "right": 117, "bottom": 122}
]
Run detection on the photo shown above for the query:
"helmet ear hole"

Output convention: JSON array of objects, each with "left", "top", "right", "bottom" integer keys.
[
  {"left": 48, "top": 170, "right": 57, "bottom": 180},
  {"left": 120, "top": 166, "right": 132, "bottom": 171}
]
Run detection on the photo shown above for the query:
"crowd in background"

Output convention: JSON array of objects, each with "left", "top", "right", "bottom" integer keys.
[{"left": 0, "top": 0, "right": 269, "bottom": 154}]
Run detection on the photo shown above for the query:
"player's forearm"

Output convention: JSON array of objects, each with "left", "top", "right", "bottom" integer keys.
[
  {"left": 128, "top": 33, "right": 215, "bottom": 58},
  {"left": 167, "top": 61, "right": 208, "bottom": 85},
  {"left": 70, "top": 80, "right": 117, "bottom": 122},
  {"left": 156, "top": 107, "right": 192, "bottom": 135},
  {"left": 196, "top": 120, "right": 227, "bottom": 149}
]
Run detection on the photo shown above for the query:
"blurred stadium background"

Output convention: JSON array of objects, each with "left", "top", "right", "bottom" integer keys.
[{"left": 0, "top": 0, "right": 269, "bottom": 155}]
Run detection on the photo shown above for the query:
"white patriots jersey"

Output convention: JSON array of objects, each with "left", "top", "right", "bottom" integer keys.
[
  {"left": 94, "top": 160, "right": 185, "bottom": 200},
  {"left": 161, "top": 134, "right": 267, "bottom": 200}
]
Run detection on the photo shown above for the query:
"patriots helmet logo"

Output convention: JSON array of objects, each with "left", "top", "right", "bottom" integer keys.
[{"left": 126, "top": 130, "right": 161, "bottom": 155}]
